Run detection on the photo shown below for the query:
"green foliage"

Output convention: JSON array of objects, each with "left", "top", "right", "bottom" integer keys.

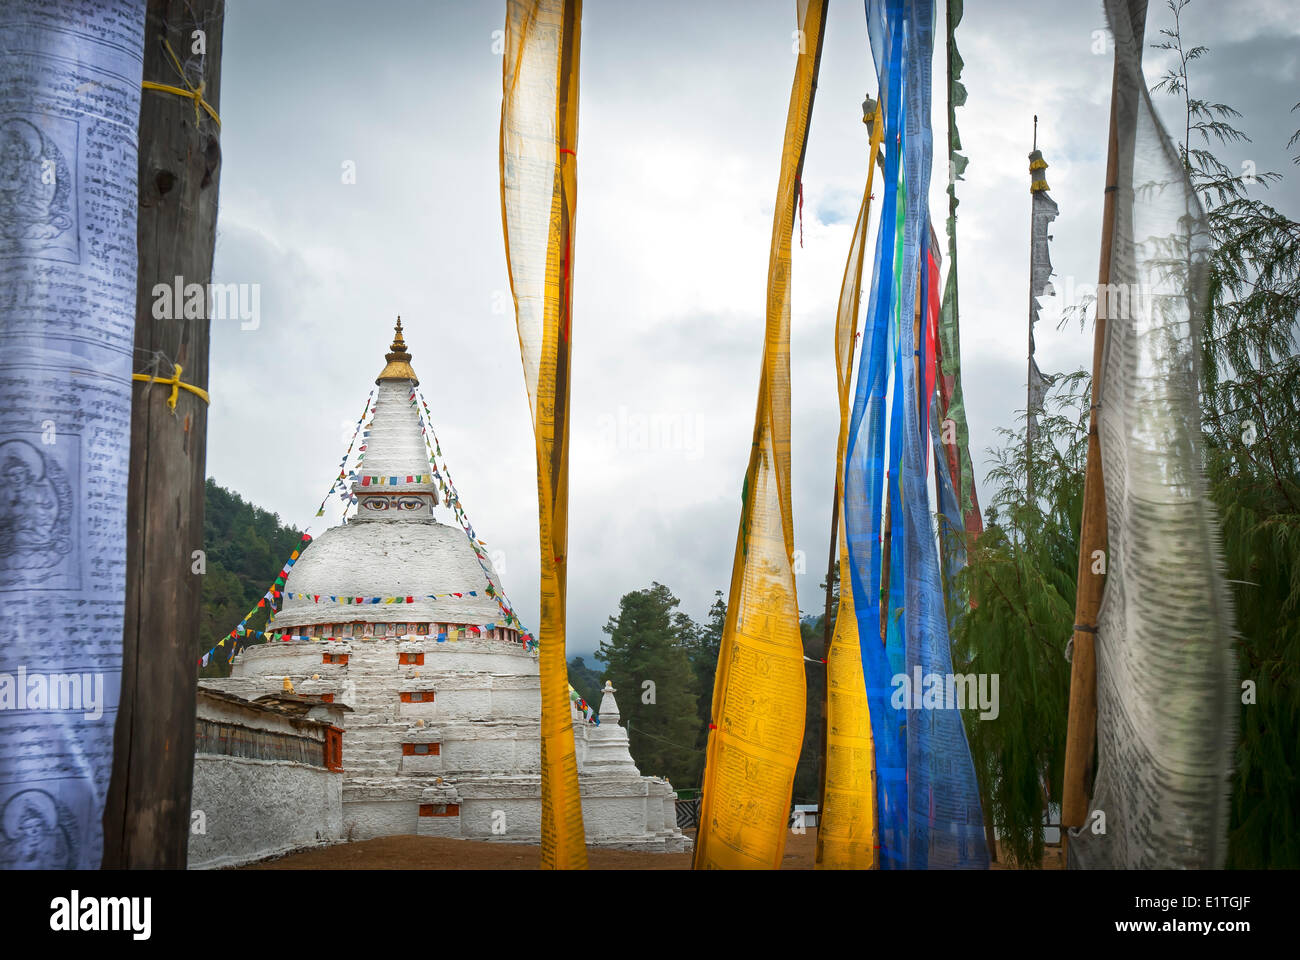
[
  {"left": 198, "top": 479, "right": 303, "bottom": 678},
  {"left": 791, "top": 566, "right": 838, "bottom": 806},
  {"left": 566, "top": 655, "right": 606, "bottom": 704},
  {"left": 954, "top": 373, "right": 1089, "bottom": 867},
  {"left": 598, "top": 582, "right": 703, "bottom": 787},
  {"left": 792, "top": 614, "right": 828, "bottom": 805},
  {"left": 680, "top": 589, "right": 726, "bottom": 754}
]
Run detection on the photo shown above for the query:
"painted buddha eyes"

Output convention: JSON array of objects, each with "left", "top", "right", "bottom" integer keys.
[{"left": 362, "top": 496, "right": 425, "bottom": 512}]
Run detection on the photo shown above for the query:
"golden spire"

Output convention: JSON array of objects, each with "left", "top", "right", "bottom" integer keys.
[{"left": 376, "top": 315, "right": 419, "bottom": 385}]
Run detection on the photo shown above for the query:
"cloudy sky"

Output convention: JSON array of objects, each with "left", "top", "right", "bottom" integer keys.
[{"left": 208, "top": 0, "right": 1300, "bottom": 659}]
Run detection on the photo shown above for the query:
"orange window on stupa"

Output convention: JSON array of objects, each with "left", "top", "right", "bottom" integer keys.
[
  {"left": 400, "top": 691, "right": 434, "bottom": 703},
  {"left": 419, "top": 803, "right": 460, "bottom": 817},
  {"left": 402, "top": 743, "right": 440, "bottom": 756},
  {"left": 398, "top": 652, "right": 425, "bottom": 665}
]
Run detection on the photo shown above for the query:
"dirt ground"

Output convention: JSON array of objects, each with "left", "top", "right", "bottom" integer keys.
[{"left": 241, "top": 829, "right": 1061, "bottom": 870}]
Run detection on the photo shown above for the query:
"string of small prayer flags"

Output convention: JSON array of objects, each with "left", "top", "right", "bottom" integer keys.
[
  {"left": 354, "top": 474, "right": 432, "bottom": 485},
  {"left": 570, "top": 687, "right": 597, "bottom": 724},
  {"left": 413, "top": 386, "right": 532, "bottom": 650},
  {"left": 228, "top": 620, "right": 510, "bottom": 644},
  {"left": 284, "top": 590, "right": 483, "bottom": 603},
  {"left": 315, "top": 389, "right": 375, "bottom": 517},
  {"left": 199, "top": 532, "right": 313, "bottom": 667},
  {"left": 213, "top": 614, "right": 538, "bottom": 665}
]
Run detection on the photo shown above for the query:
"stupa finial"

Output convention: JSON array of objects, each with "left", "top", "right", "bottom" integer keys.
[{"left": 376, "top": 316, "right": 419, "bottom": 385}]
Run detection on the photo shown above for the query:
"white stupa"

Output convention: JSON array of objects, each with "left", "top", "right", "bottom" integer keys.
[{"left": 202, "top": 321, "right": 686, "bottom": 851}]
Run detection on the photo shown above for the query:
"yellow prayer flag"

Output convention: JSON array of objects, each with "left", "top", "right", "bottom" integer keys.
[
  {"left": 693, "top": 0, "right": 827, "bottom": 871},
  {"left": 815, "top": 110, "right": 884, "bottom": 868},
  {"left": 500, "top": 0, "right": 587, "bottom": 870}
]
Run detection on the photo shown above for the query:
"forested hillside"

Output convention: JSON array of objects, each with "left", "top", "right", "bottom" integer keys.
[{"left": 198, "top": 479, "right": 304, "bottom": 679}]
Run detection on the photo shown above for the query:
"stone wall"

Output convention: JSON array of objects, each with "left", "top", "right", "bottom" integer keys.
[
  {"left": 189, "top": 755, "right": 343, "bottom": 869},
  {"left": 187, "top": 689, "right": 344, "bottom": 869}
]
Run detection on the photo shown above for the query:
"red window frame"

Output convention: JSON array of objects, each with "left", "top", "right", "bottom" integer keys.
[{"left": 324, "top": 726, "right": 344, "bottom": 772}]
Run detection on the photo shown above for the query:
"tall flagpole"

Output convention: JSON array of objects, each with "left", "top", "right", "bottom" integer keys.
[
  {"left": 104, "top": 0, "right": 225, "bottom": 868},
  {"left": 1026, "top": 116, "right": 1038, "bottom": 505},
  {"left": 1061, "top": 57, "right": 1121, "bottom": 856}
]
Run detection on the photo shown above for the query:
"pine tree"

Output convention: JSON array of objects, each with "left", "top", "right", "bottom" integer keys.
[
  {"left": 566, "top": 655, "right": 605, "bottom": 704},
  {"left": 684, "top": 589, "right": 726, "bottom": 754},
  {"left": 598, "top": 582, "right": 703, "bottom": 786},
  {"left": 792, "top": 614, "right": 826, "bottom": 804}
]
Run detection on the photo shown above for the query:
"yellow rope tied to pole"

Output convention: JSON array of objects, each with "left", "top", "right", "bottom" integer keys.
[
  {"left": 141, "top": 36, "right": 221, "bottom": 127},
  {"left": 133, "top": 364, "right": 210, "bottom": 412}
]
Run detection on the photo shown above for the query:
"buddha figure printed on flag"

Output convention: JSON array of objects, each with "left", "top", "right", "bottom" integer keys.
[
  {"left": 0, "top": 116, "right": 76, "bottom": 260},
  {"left": 0, "top": 438, "right": 74, "bottom": 586},
  {"left": 0, "top": 788, "right": 77, "bottom": 870}
]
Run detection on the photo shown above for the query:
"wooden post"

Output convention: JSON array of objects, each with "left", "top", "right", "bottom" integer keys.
[
  {"left": 1061, "top": 57, "right": 1121, "bottom": 845},
  {"left": 817, "top": 474, "right": 839, "bottom": 826},
  {"left": 1025, "top": 116, "right": 1038, "bottom": 506},
  {"left": 102, "top": 0, "right": 225, "bottom": 869}
]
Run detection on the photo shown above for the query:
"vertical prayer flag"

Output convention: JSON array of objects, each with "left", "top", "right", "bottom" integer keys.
[
  {"left": 1025, "top": 144, "right": 1059, "bottom": 453},
  {"left": 816, "top": 101, "right": 885, "bottom": 870},
  {"left": 694, "top": 0, "right": 826, "bottom": 871},
  {"left": 1068, "top": 0, "right": 1237, "bottom": 870},
  {"left": 500, "top": 0, "right": 587, "bottom": 870}
]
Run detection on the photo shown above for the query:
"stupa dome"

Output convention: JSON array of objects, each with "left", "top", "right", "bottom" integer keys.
[{"left": 273, "top": 520, "right": 506, "bottom": 631}]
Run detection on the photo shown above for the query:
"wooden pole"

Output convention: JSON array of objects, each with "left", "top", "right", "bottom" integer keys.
[
  {"left": 817, "top": 473, "right": 839, "bottom": 824},
  {"left": 102, "top": 0, "right": 225, "bottom": 869},
  {"left": 1061, "top": 57, "right": 1121, "bottom": 846},
  {"left": 1025, "top": 116, "right": 1037, "bottom": 506}
]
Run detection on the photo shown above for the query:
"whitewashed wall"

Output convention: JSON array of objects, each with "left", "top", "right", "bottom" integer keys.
[{"left": 189, "top": 756, "right": 342, "bottom": 869}]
